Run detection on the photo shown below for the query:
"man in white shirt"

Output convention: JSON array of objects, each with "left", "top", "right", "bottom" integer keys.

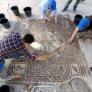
[{"left": 39, "top": 0, "right": 57, "bottom": 22}]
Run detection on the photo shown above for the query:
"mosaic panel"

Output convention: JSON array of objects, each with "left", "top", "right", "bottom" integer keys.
[{"left": 0, "top": 15, "right": 88, "bottom": 83}]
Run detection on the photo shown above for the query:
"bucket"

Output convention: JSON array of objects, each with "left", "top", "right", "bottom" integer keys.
[
  {"left": 24, "top": 7, "right": 32, "bottom": 17},
  {"left": 90, "top": 67, "right": 92, "bottom": 71},
  {"left": 0, "top": 19, "right": 10, "bottom": 29},
  {"left": 11, "top": 6, "right": 20, "bottom": 16},
  {"left": 74, "top": 14, "right": 83, "bottom": 26},
  {"left": 0, "top": 13, "right": 5, "bottom": 22},
  {"left": 0, "top": 85, "right": 10, "bottom": 92}
]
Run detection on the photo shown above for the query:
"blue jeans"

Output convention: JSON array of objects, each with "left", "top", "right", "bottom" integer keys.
[{"left": 0, "top": 51, "right": 21, "bottom": 71}]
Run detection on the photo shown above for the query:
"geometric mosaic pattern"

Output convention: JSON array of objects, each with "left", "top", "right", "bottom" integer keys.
[
  {"left": 2, "top": 15, "right": 90, "bottom": 83},
  {"left": 3, "top": 15, "right": 88, "bottom": 83}
]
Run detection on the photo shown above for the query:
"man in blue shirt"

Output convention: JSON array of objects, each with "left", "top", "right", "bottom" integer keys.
[
  {"left": 39, "top": 0, "right": 57, "bottom": 22},
  {"left": 68, "top": 15, "right": 92, "bottom": 43}
]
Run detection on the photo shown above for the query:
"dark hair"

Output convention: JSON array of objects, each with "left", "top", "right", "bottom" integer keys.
[
  {"left": 23, "top": 34, "right": 35, "bottom": 44},
  {"left": 0, "top": 85, "right": 10, "bottom": 92}
]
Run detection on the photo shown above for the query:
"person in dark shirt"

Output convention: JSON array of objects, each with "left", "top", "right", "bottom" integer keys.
[{"left": 0, "top": 32, "right": 36, "bottom": 71}]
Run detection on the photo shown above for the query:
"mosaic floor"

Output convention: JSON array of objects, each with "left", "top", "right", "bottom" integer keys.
[
  {"left": 0, "top": 0, "right": 92, "bottom": 91},
  {"left": 0, "top": 15, "right": 88, "bottom": 83}
]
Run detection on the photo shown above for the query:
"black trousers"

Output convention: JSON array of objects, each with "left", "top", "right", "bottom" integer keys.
[{"left": 64, "top": 0, "right": 80, "bottom": 10}]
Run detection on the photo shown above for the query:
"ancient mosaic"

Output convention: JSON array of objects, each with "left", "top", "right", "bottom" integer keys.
[{"left": 0, "top": 15, "right": 88, "bottom": 83}]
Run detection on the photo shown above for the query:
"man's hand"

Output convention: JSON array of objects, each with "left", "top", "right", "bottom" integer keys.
[
  {"left": 48, "top": 16, "right": 57, "bottom": 23},
  {"left": 43, "top": 16, "right": 51, "bottom": 22},
  {"left": 45, "top": 17, "right": 51, "bottom": 22},
  {"left": 36, "top": 54, "right": 48, "bottom": 61}
]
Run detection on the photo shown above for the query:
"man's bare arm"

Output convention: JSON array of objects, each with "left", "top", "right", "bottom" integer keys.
[{"left": 67, "top": 28, "right": 78, "bottom": 43}]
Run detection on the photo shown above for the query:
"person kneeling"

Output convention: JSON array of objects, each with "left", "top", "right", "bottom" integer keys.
[{"left": 39, "top": 0, "right": 57, "bottom": 22}]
